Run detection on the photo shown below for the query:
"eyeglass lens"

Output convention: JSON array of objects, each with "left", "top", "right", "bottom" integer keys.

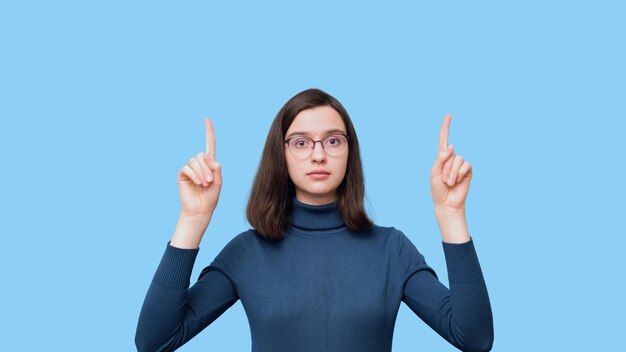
[{"left": 287, "top": 134, "right": 348, "bottom": 158}]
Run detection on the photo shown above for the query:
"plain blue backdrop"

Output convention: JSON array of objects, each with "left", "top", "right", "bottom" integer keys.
[{"left": 1, "top": 1, "right": 624, "bottom": 351}]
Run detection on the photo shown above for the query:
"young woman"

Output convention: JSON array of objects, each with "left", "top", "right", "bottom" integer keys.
[{"left": 135, "top": 88, "right": 494, "bottom": 352}]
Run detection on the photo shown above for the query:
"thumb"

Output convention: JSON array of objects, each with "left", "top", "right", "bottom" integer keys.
[
  {"left": 204, "top": 154, "right": 222, "bottom": 185},
  {"left": 433, "top": 144, "right": 454, "bottom": 171}
]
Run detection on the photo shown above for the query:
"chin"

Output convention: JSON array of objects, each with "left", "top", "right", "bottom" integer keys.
[
  {"left": 308, "top": 183, "right": 338, "bottom": 194},
  {"left": 299, "top": 185, "right": 338, "bottom": 199}
]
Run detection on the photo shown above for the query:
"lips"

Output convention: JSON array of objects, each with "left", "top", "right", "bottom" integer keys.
[{"left": 308, "top": 170, "right": 330, "bottom": 175}]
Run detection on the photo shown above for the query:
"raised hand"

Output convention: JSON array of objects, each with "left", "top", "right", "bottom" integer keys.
[
  {"left": 176, "top": 118, "right": 223, "bottom": 218},
  {"left": 430, "top": 113, "right": 473, "bottom": 212}
]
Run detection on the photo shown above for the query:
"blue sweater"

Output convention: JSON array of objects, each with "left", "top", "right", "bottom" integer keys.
[{"left": 135, "top": 197, "right": 494, "bottom": 351}]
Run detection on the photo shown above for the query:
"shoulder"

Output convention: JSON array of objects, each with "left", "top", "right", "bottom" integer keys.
[
  {"left": 353, "top": 225, "right": 413, "bottom": 253},
  {"left": 377, "top": 225, "right": 428, "bottom": 261},
  {"left": 389, "top": 227, "right": 437, "bottom": 280},
  {"left": 197, "top": 229, "right": 256, "bottom": 282},
  {"left": 355, "top": 223, "right": 396, "bottom": 236},
  {"left": 366, "top": 224, "right": 409, "bottom": 243},
  {"left": 221, "top": 228, "right": 267, "bottom": 246},
  {"left": 231, "top": 228, "right": 257, "bottom": 243},
  {"left": 215, "top": 229, "right": 254, "bottom": 251}
]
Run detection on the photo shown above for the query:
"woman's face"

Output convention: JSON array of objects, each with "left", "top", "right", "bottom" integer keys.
[{"left": 284, "top": 105, "right": 349, "bottom": 205}]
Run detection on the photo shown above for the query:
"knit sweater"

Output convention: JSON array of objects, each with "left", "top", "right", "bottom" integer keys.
[{"left": 135, "top": 197, "right": 494, "bottom": 351}]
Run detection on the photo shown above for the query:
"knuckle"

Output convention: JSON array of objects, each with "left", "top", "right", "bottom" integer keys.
[{"left": 198, "top": 157, "right": 208, "bottom": 169}]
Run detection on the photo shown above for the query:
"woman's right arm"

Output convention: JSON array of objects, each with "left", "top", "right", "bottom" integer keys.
[
  {"left": 134, "top": 214, "right": 239, "bottom": 352},
  {"left": 135, "top": 118, "right": 229, "bottom": 351}
]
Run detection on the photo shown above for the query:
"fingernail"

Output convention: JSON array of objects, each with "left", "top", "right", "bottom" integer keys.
[
  {"left": 206, "top": 174, "right": 212, "bottom": 181},
  {"left": 447, "top": 144, "right": 453, "bottom": 151},
  {"left": 448, "top": 176, "right": 455, "bottom": 185},
  {"left": 442, "top": 174, "right": 448, "bottom": 182}
]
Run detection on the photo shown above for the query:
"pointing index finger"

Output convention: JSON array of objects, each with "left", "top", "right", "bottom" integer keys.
[
  {"left": 438, "top": 113, "right": 452, "bottom": 151},
  {"left": 205, "top": 117, "right": 216, "bottom": 160}
]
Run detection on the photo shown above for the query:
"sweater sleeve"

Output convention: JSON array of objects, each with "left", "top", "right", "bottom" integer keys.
[
  {"left": 395, "top": 229, "right": 494, "bottom": 352},
  {"left": 134, "top": 240, "right": 242, "bottom": 352}
]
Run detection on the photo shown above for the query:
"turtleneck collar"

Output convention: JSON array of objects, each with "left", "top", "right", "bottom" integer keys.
[{"left": 289, "top": 195, "right": 346, "bottom": 231}]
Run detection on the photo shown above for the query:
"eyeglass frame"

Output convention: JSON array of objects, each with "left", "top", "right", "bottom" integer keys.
[{"left": 283, "top": 133, "right": 350, "bottom": 159}]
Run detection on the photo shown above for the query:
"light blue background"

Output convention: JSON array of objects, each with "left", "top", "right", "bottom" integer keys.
[{"left": 1, "top": 1, "right": 624, "bottom": 351}]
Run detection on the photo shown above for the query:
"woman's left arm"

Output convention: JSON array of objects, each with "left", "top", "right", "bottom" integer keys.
[
  {"left": 434, "top": 207, "right": 471, "bottom": 244},
  {"left": 401, "top": 235, "right": 494, "bottom": 352},
  {"left": 406, "top": 113, "right": 494, "bottom": 349}
]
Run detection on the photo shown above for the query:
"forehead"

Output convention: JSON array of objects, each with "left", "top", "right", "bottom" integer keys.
[{"left": 286, "top": 106, "right": 346, "bottom": 137}]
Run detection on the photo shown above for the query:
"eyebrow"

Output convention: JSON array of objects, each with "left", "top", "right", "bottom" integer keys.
[{"left": 285, "top": 129, "right": 346, "bottom": 139}]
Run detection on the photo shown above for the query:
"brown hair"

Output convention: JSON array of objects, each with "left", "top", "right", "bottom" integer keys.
[{"left": 246, "top": 88, "right": 373, "bottom": 240}]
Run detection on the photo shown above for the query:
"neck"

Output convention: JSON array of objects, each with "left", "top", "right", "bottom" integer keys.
[
  {"left": 290, "top": 195, "right": 345, "bottom": 231},
  {"left": 294, "top": 191, "right": 337, "bottom": 206}
]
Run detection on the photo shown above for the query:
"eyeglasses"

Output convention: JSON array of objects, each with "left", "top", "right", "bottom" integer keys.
[{"left": 284, "top": 133, "right": 349, "bottom": 159}]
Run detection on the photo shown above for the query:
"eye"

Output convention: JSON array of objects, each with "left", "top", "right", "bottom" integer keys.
[
  {"left": 324, "top": 135, "right": 344, "bottom": 146},
  {"left": 291, "top": 138, "right": 310, "bottom": 148}
]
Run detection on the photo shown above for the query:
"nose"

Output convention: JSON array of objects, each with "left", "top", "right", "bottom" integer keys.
[{"left": 310, "top": 140, "right": 326, "bottom": 162}]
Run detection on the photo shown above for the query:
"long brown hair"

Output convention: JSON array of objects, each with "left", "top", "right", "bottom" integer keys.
[{"left": 246, "top": 88, "right": 373, "bottom": 240}]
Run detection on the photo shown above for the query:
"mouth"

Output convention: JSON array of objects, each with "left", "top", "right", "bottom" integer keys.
[{"left": 308, "top": 171, "right": 331, "bottom": 175}]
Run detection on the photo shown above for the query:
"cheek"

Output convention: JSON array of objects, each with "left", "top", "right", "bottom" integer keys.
[
  {"left": 333, "top": 158, "right": 349, "bottom": 182},
  {"left": 340, "top": 156, "right": 349, "bottom": 174},
  {"left": 285, "top": 154, "right": 300, "bottom": 180}
]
